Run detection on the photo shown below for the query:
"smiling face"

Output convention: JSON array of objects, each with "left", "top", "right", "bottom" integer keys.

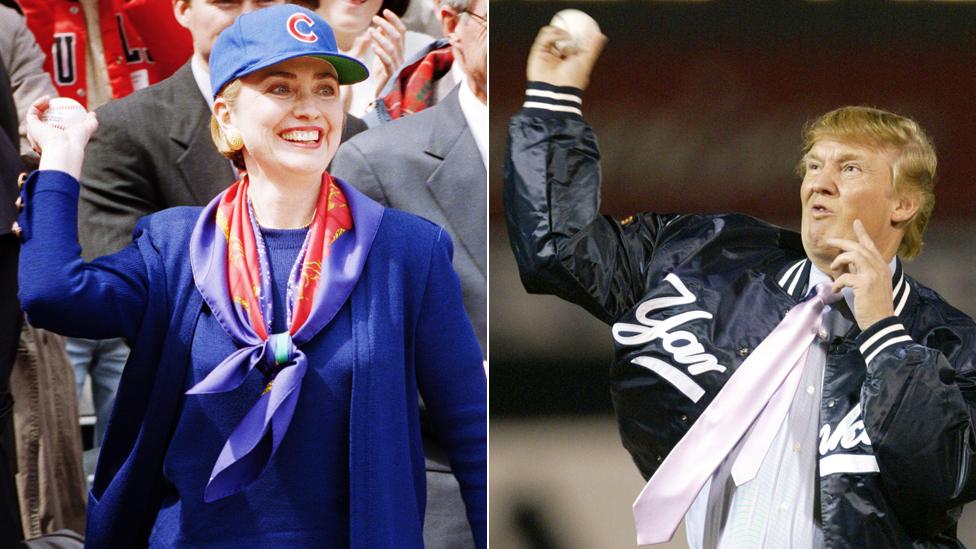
[
  {"left": 214, "top": 56, "right": 343, "bottom": 185},
  {"left": 799, "top": 138, "right": 915, "bottom": 271}
]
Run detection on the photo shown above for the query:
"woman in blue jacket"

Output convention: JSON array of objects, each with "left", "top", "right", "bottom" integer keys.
[{"left": 16, "top": 5, "right": 486, "bottom": 548}]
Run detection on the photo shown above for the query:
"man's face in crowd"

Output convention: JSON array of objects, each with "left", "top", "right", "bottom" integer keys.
[
  {"left": 799, "top": 138, "right": 910, "bottom": 270},
  {"left": 447, "top": 0, "right": 487, "bottom": 101},
  {"left": 174, "top": 0, "right": 285, "bottom": 66}
]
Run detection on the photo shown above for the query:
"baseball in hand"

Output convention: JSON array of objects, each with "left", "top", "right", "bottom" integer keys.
[
  {"left": 549, "top": 9, "right": 601, "bottom": 57},
  {"left": 41, "top": 98, "right": 87, "bottom": 130}
]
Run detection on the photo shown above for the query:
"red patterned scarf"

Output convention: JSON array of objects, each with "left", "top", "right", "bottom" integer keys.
[
  {"left": 216, "top": 173, "right": 352, "bottom": 340},
  {"left": 380, "top": 45, "right": 454, "bottom": 120}
]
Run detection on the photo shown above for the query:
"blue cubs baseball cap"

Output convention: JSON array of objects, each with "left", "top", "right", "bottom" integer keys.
[{"left": 209, "top": 4, "right": 369, "bottom": 99}]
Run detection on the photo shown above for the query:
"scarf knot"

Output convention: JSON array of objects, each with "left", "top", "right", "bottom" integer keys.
[{"left": 261, "top": 332, "right": 296, "bottom": 376}]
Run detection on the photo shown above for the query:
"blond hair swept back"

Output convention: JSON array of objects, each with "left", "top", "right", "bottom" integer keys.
[
  {"left": 798, "top": 106, "right": 937, "bottom": 260},
  {"left": 210, "top": 79, "right": 246, "bottom": 171}
]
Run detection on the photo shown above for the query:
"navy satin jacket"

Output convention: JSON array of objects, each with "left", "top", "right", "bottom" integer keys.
[{"left": 504, "top": 90, "right": 976, "bottom": 548}]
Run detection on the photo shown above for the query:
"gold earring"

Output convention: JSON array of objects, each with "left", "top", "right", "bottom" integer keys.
[{"left": 226, "top": 129, "right": 244, "bottom": 151}]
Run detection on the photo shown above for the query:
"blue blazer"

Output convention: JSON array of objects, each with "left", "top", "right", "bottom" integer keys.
[{"left": 17, "top": 170, "right": 487, "bottom": 548}]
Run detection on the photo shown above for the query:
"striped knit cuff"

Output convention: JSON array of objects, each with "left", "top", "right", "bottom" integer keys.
[
  {"left": 521, "top": 82, "right": 583, "bottom": 118},
  {"left": 856, "top": 316, "right": 914, "bottom": 367}
]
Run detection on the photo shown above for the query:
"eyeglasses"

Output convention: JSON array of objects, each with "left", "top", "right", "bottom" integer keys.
[{"left": 465, "top": 10, "right": 487, "bottom": 27}]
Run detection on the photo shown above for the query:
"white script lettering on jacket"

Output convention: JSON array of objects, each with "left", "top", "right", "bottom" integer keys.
[
  {"left": 817, "top": 403, "right": 879, "bottom": 476},
  {"left": 612, "top": 273, "right": 726, "bottom": 403}
]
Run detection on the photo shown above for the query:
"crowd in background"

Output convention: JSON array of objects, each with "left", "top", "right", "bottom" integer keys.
[{"left": 0, "top": 0, "right": 486, "bottom": 546}]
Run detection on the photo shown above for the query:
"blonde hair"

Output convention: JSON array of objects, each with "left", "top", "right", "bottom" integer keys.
[
  {"left": 798, "top": 106, "right": 936, "bottom": 260},
  {"left": 210, "top": 79, "right": 246, "bottom": 171}
]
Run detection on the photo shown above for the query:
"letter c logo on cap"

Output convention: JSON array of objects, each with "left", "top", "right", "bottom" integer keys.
[{"left": 287, "top": 13, "right": 318, "bottom": 43}]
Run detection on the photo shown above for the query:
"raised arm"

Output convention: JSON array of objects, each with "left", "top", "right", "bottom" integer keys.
[
  {"left": 16, "top": 99, "right": 150, "bottom": 340},
  {"left": 504, "top": 26, "right": 682, "bottom": 324}
]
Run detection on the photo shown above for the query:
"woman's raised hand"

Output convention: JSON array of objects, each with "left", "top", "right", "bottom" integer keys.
[
  {"left": 26, "top": 96, "right": 98, "bottom": 180},
  {"left": 368, "top": 9, "right": 407, "bottom": 98}
]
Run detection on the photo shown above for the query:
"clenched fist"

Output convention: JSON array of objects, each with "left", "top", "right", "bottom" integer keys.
[{"left": 526, "top": 25, "right": 607, "bottom": 90}]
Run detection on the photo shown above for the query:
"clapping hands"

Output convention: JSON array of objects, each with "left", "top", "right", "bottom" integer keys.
[{"left": 348, "top": 9, "right": 408, "bottom": 101}]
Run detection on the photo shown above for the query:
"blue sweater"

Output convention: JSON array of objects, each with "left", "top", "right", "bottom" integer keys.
[
  {"left": 148, "top": 227, "right": 352, "bottom": 547},
  {"left": 17, "top": 171, "right": 486, "bottom": 548}
]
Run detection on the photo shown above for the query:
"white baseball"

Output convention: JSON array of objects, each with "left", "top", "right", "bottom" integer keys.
[
  {"left": 549, "top": 9, "right": 601, "bottom": 57},
  {"left": 41, "top": 97, "right": 87, "bottom": 130}
]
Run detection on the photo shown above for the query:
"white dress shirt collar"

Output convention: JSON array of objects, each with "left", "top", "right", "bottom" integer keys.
[
  {"left": 457, "top": 80, "right": 487, "bottom": 170},
  {"left": 191, "top": 55, "right": 214, "bottom": 111},
  {"left": 806, "top": 256, "right": 897, "bottom": 314}
]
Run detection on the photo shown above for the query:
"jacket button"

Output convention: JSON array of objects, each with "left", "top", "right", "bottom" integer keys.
[
  {"left": 656, "top": 455, "right": 663, "bottom": 463},
  {"left": 738, "top": 347, "right": 749, "bottom": 357},
  {"left": 680, "top": 414, "right": 688, "bottom": 422},
  {"left": 827, "top": 399, "right": 835, "bottom": 408}
]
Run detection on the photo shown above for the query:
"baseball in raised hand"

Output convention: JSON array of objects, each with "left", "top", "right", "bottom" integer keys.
[
  {"left": 26, "top": 96, "right": 98, "bottom": 180},
  {"left": 526, "top": 12, "right": 607, "bottom": 90},
  {"left": 549, "top": 10, "right": 600, "bottom": 56}
]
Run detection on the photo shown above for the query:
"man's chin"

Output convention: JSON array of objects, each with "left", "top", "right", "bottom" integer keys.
[{"left": 800, "top": 237, "right": 839, "bottom": 268}]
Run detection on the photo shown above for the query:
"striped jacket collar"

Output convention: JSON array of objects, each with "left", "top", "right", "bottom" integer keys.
[{"left": 775, "top": 257, "right": 913, "bottom": 318}]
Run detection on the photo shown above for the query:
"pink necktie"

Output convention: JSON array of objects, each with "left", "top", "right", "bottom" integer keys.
[{"left": 632, "top": 282, "right": 840, "bottom": 545}]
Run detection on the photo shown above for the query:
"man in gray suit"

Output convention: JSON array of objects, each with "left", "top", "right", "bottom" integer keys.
[
  {"left": 330, "top": 0, "right": 486, "bottom": 546},
  {"left": 76, "top": 0, "right": 366, "bottom": 448},
  {"left": 332, "top": 0, "right": 486, "bottom": 347}
]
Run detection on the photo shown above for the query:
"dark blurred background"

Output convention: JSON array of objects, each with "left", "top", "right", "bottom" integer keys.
[{"left": 489, "top": 1, "right": 976, "bottom": 547}]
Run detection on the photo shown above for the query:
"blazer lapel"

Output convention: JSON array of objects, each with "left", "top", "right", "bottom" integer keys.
[
  {"left": 169, "top": 66, "right": 236, "bottom": 205},
  {"left": 424, "top": 88, "right": 487, "bottom": 276}
]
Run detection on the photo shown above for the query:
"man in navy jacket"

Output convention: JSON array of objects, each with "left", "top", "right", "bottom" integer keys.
[{"left": 505, "top": 25, "right": 976, "bottom": 547}]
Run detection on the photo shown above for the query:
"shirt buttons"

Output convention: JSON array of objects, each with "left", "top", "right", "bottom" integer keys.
[
  {"left": 818, "top": 327, "right": 829, "bottom": 341},
  {"left": 779, "top": 502, "right": 788, "bottom": 512},
  {"left": 806, "top": 385, "right": 815, "bottom": 395},
  {"left": 793, "top": 443, "right": 801, "bottom": 453}
]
